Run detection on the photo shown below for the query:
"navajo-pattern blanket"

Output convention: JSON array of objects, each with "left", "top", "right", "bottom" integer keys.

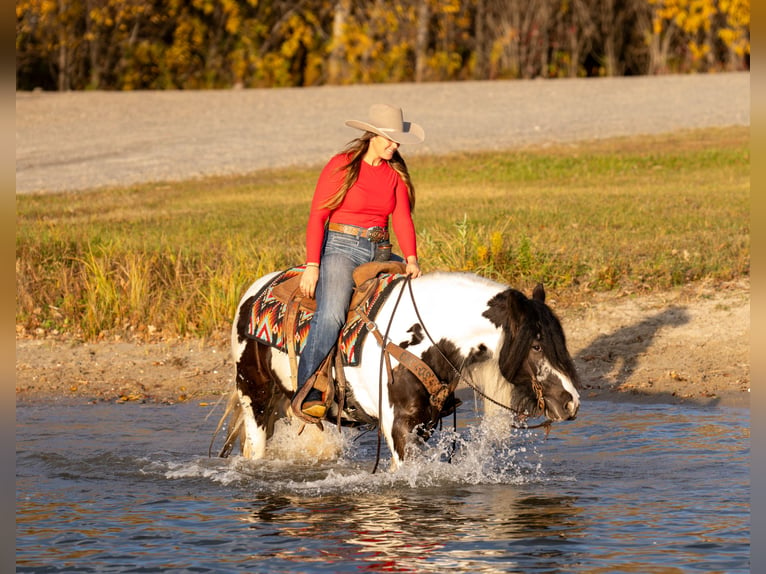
[{"left": 245, "top": 266, "right": 406, "bottom": 366}]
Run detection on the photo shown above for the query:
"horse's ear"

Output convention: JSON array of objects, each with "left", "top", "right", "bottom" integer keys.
[{"left": 532, "top": 283, "right": 545, "bottom": 302}]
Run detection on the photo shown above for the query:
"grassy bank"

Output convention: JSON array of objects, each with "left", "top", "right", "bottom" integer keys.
[{"left": 16, "top": 127, "right": 749, "bottom": 341}]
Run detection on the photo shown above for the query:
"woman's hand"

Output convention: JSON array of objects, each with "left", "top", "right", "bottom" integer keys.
[
  {"left": 301, "top": 265, "right": 320, "bottom": 298},
  {"left": 405, "top": 256, "right": 421, "bottom": 279}
]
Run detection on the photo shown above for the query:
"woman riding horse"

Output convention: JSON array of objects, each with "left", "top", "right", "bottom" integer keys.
[
  {"left": 215, "top": 107, "right": 581, "bottom": 468},
  {"left": 220, "top": 272, "right": 581, "bottom": 468},
  {"left": 295, "top": 104, "right": 425, "bottom": 419}
]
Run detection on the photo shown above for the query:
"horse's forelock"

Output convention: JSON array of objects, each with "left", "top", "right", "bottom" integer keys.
[{"left": 497, "top": 324, "right": 531, "bottom": 383}]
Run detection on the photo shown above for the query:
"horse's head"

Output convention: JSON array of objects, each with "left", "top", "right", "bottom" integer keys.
[{"left": 482, "top": 284, "right": 580, "bottom": 421}]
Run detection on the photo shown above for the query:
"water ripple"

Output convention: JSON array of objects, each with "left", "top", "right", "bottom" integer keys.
[{"left": 17, "top": 399, "right": 749, "bottom": 573}]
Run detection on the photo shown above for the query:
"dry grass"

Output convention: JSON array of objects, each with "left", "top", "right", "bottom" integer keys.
[{"left": 16, "top": 127, "right": 749, "bottom": 340}]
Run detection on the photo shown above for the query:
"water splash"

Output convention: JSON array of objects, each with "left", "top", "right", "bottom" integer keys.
[
  {"left": 160, "top": 413, "right": 547, "bottom": 494},
  {"left": 392, "top": 414, "right": 546, "bottom": 488}
]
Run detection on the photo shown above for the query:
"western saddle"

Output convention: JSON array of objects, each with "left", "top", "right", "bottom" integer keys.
[{"left": 270, "top": 261, "right": 455, "bottom": 429}]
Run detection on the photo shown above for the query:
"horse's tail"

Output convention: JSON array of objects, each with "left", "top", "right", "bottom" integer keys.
[{"left": 209, "top": 389, "right": 245, "bottom": 458}]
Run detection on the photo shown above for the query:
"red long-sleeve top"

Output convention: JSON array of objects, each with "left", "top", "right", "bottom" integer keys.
[{"left": 305, "top": 153, "right": 417, "bottom": 264}]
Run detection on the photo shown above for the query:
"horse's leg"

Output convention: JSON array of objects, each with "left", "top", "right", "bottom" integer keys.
[
  {"left": 383, "top": 339, "right": 474, "bottom": 466},
  {"left": 230, "top": 339, "right": 290, "bottom": 459},
  {"left": 387, "top": 365, "right": 438, "bottom": 464}
]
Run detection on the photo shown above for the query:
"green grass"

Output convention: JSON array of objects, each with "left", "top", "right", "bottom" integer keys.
[{"left": 16, "top": 127, "right": 749, "bottom": 340}]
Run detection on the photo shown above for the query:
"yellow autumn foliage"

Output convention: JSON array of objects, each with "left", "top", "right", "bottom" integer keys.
[{"left": 16, "top": 0, "right": 749, "bottom": 90}]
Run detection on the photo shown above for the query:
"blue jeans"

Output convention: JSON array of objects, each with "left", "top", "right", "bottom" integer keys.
[{"left": 297, "top": 230, "right": 397, "bottom": 390}]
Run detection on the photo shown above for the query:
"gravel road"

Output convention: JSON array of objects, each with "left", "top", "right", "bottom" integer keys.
[{"left": 16, "top": 73, "right": 749, "bottom": 194}]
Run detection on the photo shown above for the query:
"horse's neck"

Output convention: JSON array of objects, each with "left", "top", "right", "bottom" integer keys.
[
  {"left": 408, "top": 273, "right": 511, "bottom": 415},
  {"left": 406, "top": 273, "right": 504, "bottom": 344},
  {"left": 467, "top": 358, "right": 513, "bottom": 417},
  {"left": 404, "top": 274, "right": 500, "bottom": 351}
]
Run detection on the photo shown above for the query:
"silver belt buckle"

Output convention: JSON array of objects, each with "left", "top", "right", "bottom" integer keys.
[{"left": 367, "top": 226, "right": 386, "bottom": 242}]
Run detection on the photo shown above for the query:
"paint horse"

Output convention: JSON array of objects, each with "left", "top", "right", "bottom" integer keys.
[{"left": 214, "top": 264, "right": 580, "bottom": 469}]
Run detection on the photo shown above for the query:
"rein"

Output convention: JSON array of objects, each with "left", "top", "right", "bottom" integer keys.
[{"left": 371, "top": 272, "right": 410, "bottom": 474}]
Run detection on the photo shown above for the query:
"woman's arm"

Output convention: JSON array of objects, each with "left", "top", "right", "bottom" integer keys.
[{"left": 391, "top": 179, "right": 420, "bottom": 277}]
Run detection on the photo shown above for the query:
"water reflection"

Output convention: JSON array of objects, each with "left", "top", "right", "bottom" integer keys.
[{"left": 237, "top": 487, "right": 585, "bottom": 572}]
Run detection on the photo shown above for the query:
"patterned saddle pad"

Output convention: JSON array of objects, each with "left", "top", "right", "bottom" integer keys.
[{"left": 244, "top": 265, "right": 407, "bottom": 366}]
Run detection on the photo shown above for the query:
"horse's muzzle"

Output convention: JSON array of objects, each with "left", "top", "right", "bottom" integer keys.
[
  {"left": 564, "top": 399, "right": 579, "bottom": 420},
  {"left": 546, "top": 395, "right": 579, "bottom": 421}
]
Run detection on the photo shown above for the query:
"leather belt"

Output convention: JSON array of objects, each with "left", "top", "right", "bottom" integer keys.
[{"left": 328, "top": 222, "right": 389, "bottom": 243}]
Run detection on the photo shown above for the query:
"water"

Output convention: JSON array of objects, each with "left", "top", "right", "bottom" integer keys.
[{"left": 16, "top": 396, "right": 749, "bottom": 573}]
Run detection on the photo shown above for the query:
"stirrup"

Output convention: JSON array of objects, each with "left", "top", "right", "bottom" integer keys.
[
  {"left": 290, "top": 369, "right": 331, "bottom": 427},
  {"left": 301, "top": 401, "right": 327, "bottom": 419},
  {"left": 300, "top": 386, "right": 327, "bottom": 418}
]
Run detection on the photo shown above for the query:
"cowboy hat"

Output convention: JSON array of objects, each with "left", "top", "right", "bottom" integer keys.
[{"left": 345, "top": 104, "right": 425, "bottom": 144}]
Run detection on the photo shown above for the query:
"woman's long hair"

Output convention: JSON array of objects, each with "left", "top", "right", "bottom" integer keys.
[{"left": 320, "top": 132, "right": 416, "bottom": 211}]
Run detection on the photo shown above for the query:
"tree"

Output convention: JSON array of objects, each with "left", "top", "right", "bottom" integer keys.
[
  {"left": 15, "top": 0, "right": 750, "bottom": 90},
  {"left": 718, "top": 0, "right": 749, "bottom": 69}
]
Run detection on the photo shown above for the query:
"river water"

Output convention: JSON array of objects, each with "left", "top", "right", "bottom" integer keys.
[{"left": 16, "top": 396, "right": 749, "bottom": 573}]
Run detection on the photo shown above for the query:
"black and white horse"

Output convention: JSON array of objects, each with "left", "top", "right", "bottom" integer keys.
[{"left": 215, "top": 271, "right": 580, "bottom": 469}]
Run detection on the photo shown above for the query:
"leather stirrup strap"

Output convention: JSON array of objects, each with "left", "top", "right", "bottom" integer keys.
[
  {"left": 290, "top": 350, "right": 335, "bottom": 428},
  {"left": 283, "top": 285, "right": 303, "bottom": 390}
]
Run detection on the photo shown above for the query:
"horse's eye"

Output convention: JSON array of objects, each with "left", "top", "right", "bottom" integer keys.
[{"left": 532, "top": 343, "right": 542, "bottom": 352}]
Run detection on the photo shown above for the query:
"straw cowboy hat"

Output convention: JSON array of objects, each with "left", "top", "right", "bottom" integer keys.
[{"left": 345, "top": 104, "right": 425, "bottom": 144}]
